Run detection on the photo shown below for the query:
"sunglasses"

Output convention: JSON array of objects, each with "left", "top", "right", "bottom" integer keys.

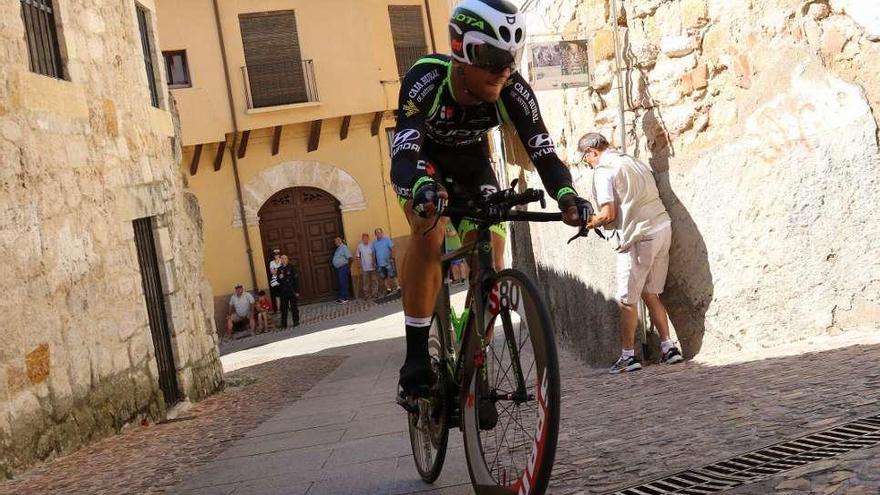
[{"left": 468, "top": 43, "right": 521, "bottom": 74}]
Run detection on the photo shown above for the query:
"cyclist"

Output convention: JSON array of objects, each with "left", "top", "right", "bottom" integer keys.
[{"left": 391, "top": 0, "right": 593, "bottom": 401}]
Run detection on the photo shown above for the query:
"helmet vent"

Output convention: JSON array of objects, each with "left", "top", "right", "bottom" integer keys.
[
  {"left": 499, "top": 26, "right": 511, "bottom": 42},
  {"left": 514, "top": 28, "right": 523, "bottom": 43}
]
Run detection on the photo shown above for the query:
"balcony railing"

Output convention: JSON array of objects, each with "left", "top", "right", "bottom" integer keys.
[{"left": 241, "top": 59, "right": 319, "bottom": 109}]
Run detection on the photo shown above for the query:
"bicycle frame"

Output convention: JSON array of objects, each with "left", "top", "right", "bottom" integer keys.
[{"left": 437, "top": 220, "right": 531, "bottom": 414}]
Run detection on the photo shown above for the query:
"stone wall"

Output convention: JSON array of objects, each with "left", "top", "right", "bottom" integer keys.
[
  {"left": 0, "top": 1, "right": 222, "bottom": 477},
  {"left": 508, "top": 0, "right": 880, "bottom": 365}
]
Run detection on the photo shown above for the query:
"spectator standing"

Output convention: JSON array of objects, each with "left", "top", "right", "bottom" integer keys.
[
  {"left": 373, "top": 228, "right": 400, "bottom": 295},
  {"left": 276, "top": 255, "right": 300, "bottom": 328},
  {"left": 356, "top": 233, "right": 380, "bottom": 299},
  {"left": 226, "top": 283, "right": 255, "bottom": 339},
  {"left": 578, "top": 132, "right": 684, "bottom": 373},
  {"left": 268, "top": 248, "right": 282, "bottom": 311},
  {"left": 332, "top": 237, "right": 352, "bottom": 303},
  {"left": 255, "top": 289, "right": 272, "bottom": 333}
]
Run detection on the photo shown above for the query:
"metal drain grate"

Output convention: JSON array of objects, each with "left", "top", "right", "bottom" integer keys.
[{"left": 609, "top": 413, "right": 880, "bottom": 495}]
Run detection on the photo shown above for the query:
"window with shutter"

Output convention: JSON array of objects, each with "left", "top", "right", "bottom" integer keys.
[
  {"left": 239, "top": 10, "right": 313, "bottom": 108},
  {"left": 388, "top": 5, "right": 428, "bottom": 79}
]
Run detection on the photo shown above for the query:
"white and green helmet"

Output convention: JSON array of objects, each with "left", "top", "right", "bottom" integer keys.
[{"left": 449, "top": 0, "right": 526, "bottom": 71}]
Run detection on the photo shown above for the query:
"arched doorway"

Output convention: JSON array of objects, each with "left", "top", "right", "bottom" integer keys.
[{"left": 259, "top": 187, "right": 343, "bottom": 303}]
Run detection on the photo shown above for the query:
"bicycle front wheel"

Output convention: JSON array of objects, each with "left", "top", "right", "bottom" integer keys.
[{"left": 461, "top": 269, "right": 560, "bottom": 495}]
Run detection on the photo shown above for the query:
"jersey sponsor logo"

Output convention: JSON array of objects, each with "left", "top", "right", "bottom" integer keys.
[
  {"left": 513, "top": 82, "right": 540, "bottom": 123},
  {"left": 439, "top": 105, "right": 455, "bottom": 120},
  {"left": 429, "top": 127, "right": 486, "bottom": 139},
  {"left": 391, "top": 129, "right": 422, "bottom": 157},
  {"left": 527, "top": 133, "right": 556, "bottom": 161},
  {"left": 506, "top": 15, "right": 517, "bottom": 25},
  {"left": 454, "top": 13, "right": 485, "bottom": 30},
  {"left": 479, "top": 184, "right": 498, "bottom": 197},
  {"left": 392, "top": 183, "right": 412, "bottom": 198},
  {"left": 527, "top": 133, "right": 554, "bottom": 149},
  {"left": 407, "top": 69, "right": 442, "bottom": 102},
  {"left": 403, "top": 99, "right": 419, "bottom": 117}
]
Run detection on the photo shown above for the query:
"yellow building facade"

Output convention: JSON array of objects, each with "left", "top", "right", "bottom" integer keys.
[{"left": 156, "top": 0, "right": 452, "bottom": 321}]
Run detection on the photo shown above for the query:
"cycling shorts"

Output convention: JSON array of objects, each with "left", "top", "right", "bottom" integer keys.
[{"left": 397, "top": 140, "right": 506, "bottom": 239}]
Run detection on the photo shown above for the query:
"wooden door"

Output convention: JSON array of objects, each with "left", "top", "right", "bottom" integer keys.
[{"left": 259, "top": 187, "right": 343, "bottom": 303}]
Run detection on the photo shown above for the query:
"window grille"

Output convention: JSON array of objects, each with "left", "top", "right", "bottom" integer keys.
[
  {"left": 136, "top": 5, "right": 160, "bottom": 108},
  {"left": 19, "top": 0, "right": 65, "bottom": 79}
]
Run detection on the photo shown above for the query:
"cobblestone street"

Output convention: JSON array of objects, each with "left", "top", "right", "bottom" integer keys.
[{"left": 1, "top": 297, "right": 878, "bottom": 494}]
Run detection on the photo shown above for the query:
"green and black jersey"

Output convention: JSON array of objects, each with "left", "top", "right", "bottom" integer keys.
[{"left": 390, "top": 54, "right": 575, "bottom": 201}]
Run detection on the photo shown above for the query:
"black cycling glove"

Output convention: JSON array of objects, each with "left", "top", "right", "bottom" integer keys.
[
  {"left": 558, "top": 194, "right": 595, "bottom": 225},
  {"left": 412, "top": 178, "right": 446, "bottom": 218}
]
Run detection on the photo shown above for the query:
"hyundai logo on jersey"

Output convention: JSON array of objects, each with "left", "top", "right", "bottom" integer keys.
[{"left": 528, "top": 133, "right": 554, "bottom": 149}]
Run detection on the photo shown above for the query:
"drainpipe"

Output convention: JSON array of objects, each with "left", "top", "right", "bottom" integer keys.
[
  {"left": 423, "top": 0, "right": 437, "bottom": 52},
  {"left": 610, "top": 0, "right": 627, "bottom": 153},
  {"left": 212, "top": 0, "right": 258, "bottom": 292}
]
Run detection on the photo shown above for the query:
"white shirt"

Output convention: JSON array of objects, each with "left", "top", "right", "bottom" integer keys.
[
  {"left": 229, "top": 292, "right": 255, "bottom": 317},
  {"left": 269, "top": 258, "right": 281, "bottom": 275},
  {"left": 356, "top": 242, "right": 375, "bottom": 271}
]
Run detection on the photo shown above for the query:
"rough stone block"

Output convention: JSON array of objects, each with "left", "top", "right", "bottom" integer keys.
[
  {"left": 822, "top": 24, "right": 850, "bottom": 56},
  {"left": 681, "top": 0, "right": 709, "bottom": 28},
  {"left": 691, "top": 63, "right": 709, "bottom": 90},
  {"left": 832, "top": 0, "right": 880, "bottom": 40},
  {"left": 807, "top": 2, "right": 831, "bottom": 20},
  {"left": 6, "top": 364, "right": 28, "bottom": 396},
  {"left": 25, "top": 344, "right": 50, "bottom": 385},
  {"left": 660, "top": 35, "right": 695, "bottom": 57},
  {"left": 733, "top": 53, "right": 752, "bottom": 88},
  {"left": 680, "top": 72, "right": 694, "bottom": 95},
  {"left": 576, "top": 0, "right": 609, "bottom": 32},
  {"left": 592, "top": 28, "right": 617, "bottom": 61},
  {"left": 590, "top": 59, "right": 615, "bottom": 90}
]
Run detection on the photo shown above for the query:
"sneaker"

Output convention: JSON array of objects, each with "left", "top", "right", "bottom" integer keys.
[
  {"left": 661, "top": 346, "right": 684, "bottom": 365},
  {"left": 609, "top": 355, "right": 643, "bottom": 374},
  {"left": 335, "top": 299, "right": 344, "bottom": 304}
]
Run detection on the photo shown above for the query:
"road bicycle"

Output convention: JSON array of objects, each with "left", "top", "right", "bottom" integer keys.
[{"left": 402, "top": 181, "right": 588, "bottom": 495}]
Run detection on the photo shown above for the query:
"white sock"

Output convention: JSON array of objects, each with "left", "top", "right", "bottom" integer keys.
[
  {"left": 621, "top": 349, "right": 635, "bottom": 359},
  {"left": 404, "top": 315, "right": 432, "bottom": 327},
  {"left": 661, "top": 340, "right": 675, "bottom": 354}
]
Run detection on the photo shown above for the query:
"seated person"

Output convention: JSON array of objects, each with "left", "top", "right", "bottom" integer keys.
[
  {"left": 255, "top": 289, "right": 273, "bottom": 333},
  {"left": 226, "top": 284, "right": 255, "bottom": 339}
]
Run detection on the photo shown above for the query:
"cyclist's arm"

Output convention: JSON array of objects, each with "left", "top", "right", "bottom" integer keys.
[
  {"left": 498, "top": 72, "right": 576, "bottom": 201},
  {"left": 390, "top": 62, "right": 446, "bottom": 199}
]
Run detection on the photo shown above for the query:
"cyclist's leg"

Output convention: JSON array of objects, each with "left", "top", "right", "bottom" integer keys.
[{"left": 398, "top": 199, "right": 446, "bottom": 396}]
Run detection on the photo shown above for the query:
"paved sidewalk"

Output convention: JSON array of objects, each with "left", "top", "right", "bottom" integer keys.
[
  {"left": 2, "top": 293, "right": 877, "bottom": 495},
  {"left": 0, "top": 355, "right": 345, "bottom": 495},
  {"left": 173, "top": 339, "right": 474, "bottom": 495}
]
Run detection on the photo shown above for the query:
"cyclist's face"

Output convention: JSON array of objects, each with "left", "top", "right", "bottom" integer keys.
[{"left": 462, "top": 63, "right": 512, "bottom": 103}]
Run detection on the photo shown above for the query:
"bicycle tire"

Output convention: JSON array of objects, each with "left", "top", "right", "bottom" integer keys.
[
  {"left": 460, "top": 269, "right": 561, "bottom": 495},
  {"left": 407, "top": 310, "right": 451, "bottom": 483}
]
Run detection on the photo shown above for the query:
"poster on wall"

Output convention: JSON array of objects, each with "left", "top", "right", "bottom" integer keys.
[{"left": 528, "top": 40, "right": 590, "bottom": 90}]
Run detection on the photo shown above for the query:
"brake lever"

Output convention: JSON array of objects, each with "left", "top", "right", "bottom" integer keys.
[
  {"left": 567, "top": 226, "right": 606, "bottom": 244},
  {"left": 421, "top": 197, "right": 448, "bottom": 236}
]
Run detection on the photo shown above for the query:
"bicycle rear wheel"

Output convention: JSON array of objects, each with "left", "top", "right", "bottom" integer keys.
[
  {"left": 461, "top": 269, "right": 560, "bottom": 495},
  {"left": 407, "top": 312, "right": 450, "bottom": 482}
]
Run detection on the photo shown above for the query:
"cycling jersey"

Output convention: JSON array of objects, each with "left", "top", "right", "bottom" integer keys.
[{"left": 390, "top": 54, "right": 575, "bottom": 201}]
